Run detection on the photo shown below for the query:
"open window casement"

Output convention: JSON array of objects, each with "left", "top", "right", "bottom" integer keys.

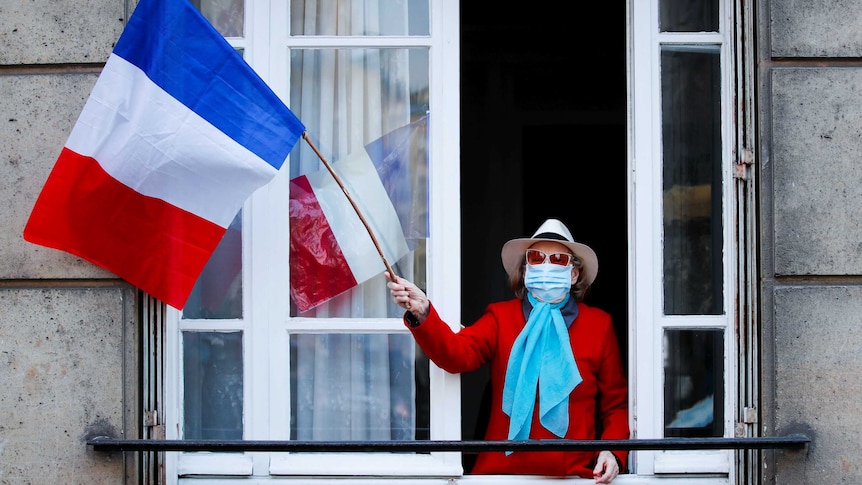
[
  {"left": 163, "top": 0, "right": 462, "bottom": 481},
  {"left": 628, "top": 0, "right": 755, "bottom": 481}
]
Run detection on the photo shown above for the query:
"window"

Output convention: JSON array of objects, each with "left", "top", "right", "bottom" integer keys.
[
  {"left": 165, "top": 0, "right": 461, "bottom": 481},
  {"left": 630, "top": 0, "right": 742, "bottom": 478},
  {"left": 160, "top": 0, "right": 755, "bottom": 483}
]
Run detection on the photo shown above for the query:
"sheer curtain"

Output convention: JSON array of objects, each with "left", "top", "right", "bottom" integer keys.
[{"left": 287, "top": 0, "right": 422, "bottom": 441}]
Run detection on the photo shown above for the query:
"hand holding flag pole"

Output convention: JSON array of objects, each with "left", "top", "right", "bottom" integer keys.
[{"left": 301, "top": 133, "right": 409, "bottom": 308}]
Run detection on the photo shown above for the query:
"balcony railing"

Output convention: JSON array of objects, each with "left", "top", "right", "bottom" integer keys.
[{"left": 88, "top": 434, "right": 810, "bottom": 453}]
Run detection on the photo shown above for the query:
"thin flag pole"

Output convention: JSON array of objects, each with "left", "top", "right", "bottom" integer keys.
[{"left": 301, "top": 132, "right": 400, "bottom": 283}]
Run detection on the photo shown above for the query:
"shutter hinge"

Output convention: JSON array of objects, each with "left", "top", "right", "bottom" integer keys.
[
  {"left": 734, "top": 148, "right": 754, "bottom": 180},
  {"left": 144, "top": 410, "right": 166, "bottom": 439},
  {"left": 144, "top": 410, "right": 158, "bottom": 427},
  {"left": 734, "top": 407, "right": 758, "bottom": 437}
]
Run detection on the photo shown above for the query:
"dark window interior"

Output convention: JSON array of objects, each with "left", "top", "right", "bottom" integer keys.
[{"left": 459, "top": 3, "right": 628, "bottom": 471}]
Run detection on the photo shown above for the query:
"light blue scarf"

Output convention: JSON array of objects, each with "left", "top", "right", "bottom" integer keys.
[{"left": 502, "top": 293, "right": 582, "bottom": 447}]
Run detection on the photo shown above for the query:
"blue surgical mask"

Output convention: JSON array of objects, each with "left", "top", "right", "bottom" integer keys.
[{"left": 524, "top": 263, "right": 573, "bottom": 302}]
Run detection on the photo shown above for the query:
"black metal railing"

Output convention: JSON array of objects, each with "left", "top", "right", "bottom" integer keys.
[{"left": 88, "top": 434, "right": 810, "bottom": 453}]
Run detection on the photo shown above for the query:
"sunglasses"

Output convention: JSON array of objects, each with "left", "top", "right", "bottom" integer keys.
[{"left": 525, "top": 249, "right": 574, "bottom": 267}]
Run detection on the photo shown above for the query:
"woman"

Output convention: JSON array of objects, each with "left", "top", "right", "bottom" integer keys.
[{"left": 387, "top": 218, "right": 629, "bottom": 483}]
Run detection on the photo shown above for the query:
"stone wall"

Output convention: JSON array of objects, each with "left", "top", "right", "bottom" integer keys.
[
  {"left": 0, "top": 0, "right": 136, "bottom": 483},
  {"left": 764, "top": 0, "right": 862, "bottom": 483}
]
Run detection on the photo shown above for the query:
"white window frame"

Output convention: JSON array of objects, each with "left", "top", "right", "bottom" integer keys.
[
  {"left": 628, "top": 0, "right": 738, "bottom": 481},
  {"left": 164, "top": 0, "right": 462, "bottom": 482}
]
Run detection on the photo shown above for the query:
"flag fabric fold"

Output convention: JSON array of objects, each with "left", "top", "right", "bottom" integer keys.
[
  {"left": 289, "top": 115, "right": 428, "bottom": 312},
  {"left": 23, "top": 0, "right": 305, "bottom": 309}
]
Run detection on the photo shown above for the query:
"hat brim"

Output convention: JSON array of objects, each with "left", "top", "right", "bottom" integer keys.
[{"left": 501, "top": 237, "right": 598, "bottom": 287}]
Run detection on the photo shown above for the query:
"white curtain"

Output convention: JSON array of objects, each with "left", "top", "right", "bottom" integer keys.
[{"left": 288, "top": 0, "right": 418, "bottom": 441}]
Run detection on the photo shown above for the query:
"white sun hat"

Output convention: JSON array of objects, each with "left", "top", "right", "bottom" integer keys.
[{"left": 500, "top": 218, "right": 598, "bottom": 286}]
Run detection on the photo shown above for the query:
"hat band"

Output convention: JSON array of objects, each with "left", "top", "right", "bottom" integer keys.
[{"left": 533, "top": 232, "right": 571, "bottom": 242}]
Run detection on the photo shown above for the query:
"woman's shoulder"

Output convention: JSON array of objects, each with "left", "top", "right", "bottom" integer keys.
[
  {"left": 485, "top": 298, "right": 523, "bottom": 314},
  {"left": 576, "top": 301, "right": 613, "bottom": 323},
  {"left": 474, "top": 299, "right": 524, "bottom": 328}
]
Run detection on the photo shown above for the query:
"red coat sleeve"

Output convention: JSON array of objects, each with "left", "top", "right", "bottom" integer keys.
[{"left": 404, "top": 302, "right": 502, "bottom": 374}]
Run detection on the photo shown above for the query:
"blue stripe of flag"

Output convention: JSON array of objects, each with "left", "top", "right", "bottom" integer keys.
[
  {"left": 113, "top": 0, "right": 305, "bottom": 170},
  {"left": 364, "top": 115, "right": 429, "bottom": 240}
]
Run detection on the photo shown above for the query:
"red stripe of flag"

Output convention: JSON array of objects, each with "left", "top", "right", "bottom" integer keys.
[
  {"left": 288, "top": 175, "right": 357, "bottom": 312},
  {"left": 23, "top": 148, "right": 226, "bottom": 308}
]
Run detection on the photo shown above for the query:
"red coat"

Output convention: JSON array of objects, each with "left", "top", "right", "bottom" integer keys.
[{"left": 408, "top": 298, "right": 629, "bottom": 477}]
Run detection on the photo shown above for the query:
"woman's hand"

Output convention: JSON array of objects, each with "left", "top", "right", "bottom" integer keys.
[
  {"left": 593, "top": 450, "right": 620, "bottom": 483},
  {"left": 385, "top": 272, "right": 430, "bottom": 324}
]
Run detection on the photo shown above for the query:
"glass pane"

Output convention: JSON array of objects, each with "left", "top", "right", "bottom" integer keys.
[
  {"left": 183, "top": 211, "right": 243, "bottom": 319},
  {"left": 664, "top": 329, "right": 723, "bottom": 437},
  {"left": 290, "top": 0, "right": 429, "bottom": 36},
  {"left": 190, "top": 0, "right": 244, "bottom": 37},
  {"left": 661, "top": 46, "right": 723, "bottom": 315},
  {"left": 660, "top": 0, "right": 719, "bottom": 32},
  {"left": 288, "top": 48, "right": 429, "bottom": 318},
  {"left": 183, "top": 331, "right": 244, "bottom": 439},
  {"left": 290, "top": 333, "right": 429, "bottom": 441}
]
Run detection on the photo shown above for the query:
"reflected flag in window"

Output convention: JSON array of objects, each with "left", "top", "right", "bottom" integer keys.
[{"left": 289, "top": 116, "right": 428, "bottom": 312}]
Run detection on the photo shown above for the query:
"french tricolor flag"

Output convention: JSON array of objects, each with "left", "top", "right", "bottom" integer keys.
[
  {"left": 289, "top": 116, "right": 427, "bottom": 313},
  {"left": 23, "top": 0, "right": 305, "bottom": 309}
]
